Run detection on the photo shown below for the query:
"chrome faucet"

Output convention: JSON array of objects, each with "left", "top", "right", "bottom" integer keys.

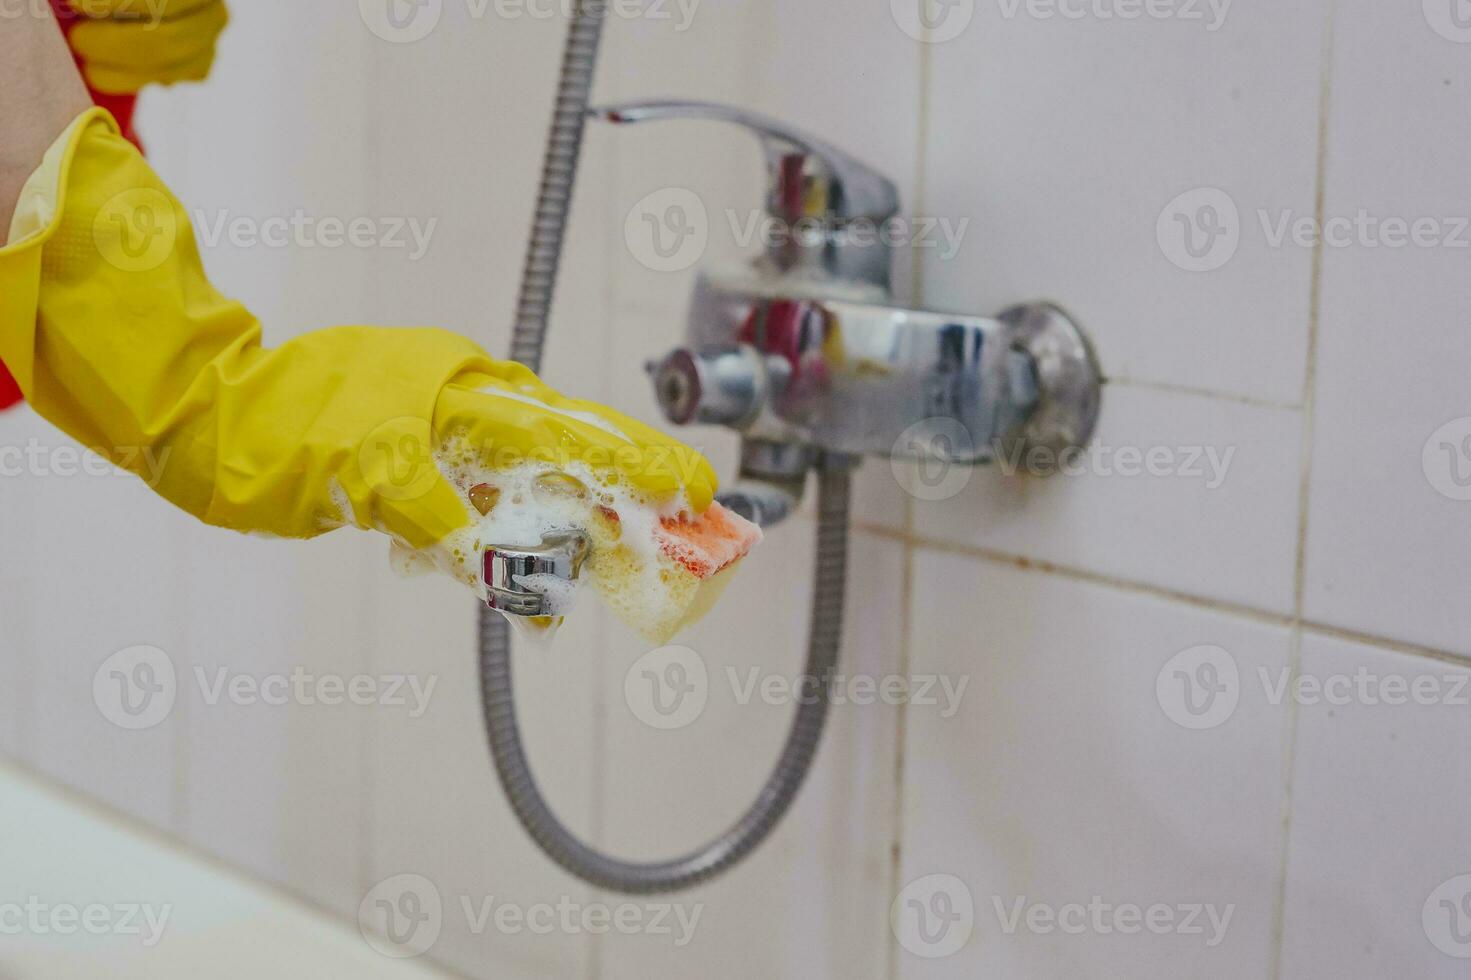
[
  {"left": 592, "top": 101, "right": 901, "bottom": 291},
  {"left": 594, "top": 100, "right": 1104, "bottom": 527},
  {"left": 484, "top": 531, "right": 589, "bottom": 617}
]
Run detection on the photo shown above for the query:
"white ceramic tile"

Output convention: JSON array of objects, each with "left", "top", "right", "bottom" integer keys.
[
  {"left": 912, "top": 382, "right": 1301, "bottom": 614},
  {"left": 366, "top": 561, "right": 602, "bottom": 980},
  {"left": 597, "top": 1, "right": 767, "bottom": 105},
  {"left": 1301, "top": 0, "right": 1471, "bottom": 655},
  {"left": 746, "top": 1, "right": 924, "bottom": 307},
  {"left": 603, "top": 130, "right": 766, "bottom": 332},
  {"left": 598, "top": 528, "right": 902, "bottom": 980},
  {"left": 138, "top": 0, "right": 377, "bottom": 340},
  {"left": 599, "top": 1, "right": 769, "bottom": 321},
  {"left": 1279, "top": 633, "right": 1471, "bottom": 978},
  {"left": 901, "top": 550, "right": 1289, "bottom": 979},
  {"left": 175, "top": 527, "right": 373, "bottom": 919},
  {"left": 921, "top": 0, "right": 1327, "bottom": 405},
  {"left": 124, "top": 1, "right": 384, "bottom": 915},
  {"left": 359, "top": 5, "right": 611, "bottom": 372},
  {"left": 0, "top": 408, "right": 41, "bottom": 759},
  {"left": 23, "top": 431, "right": 186, "bottom": 829}
]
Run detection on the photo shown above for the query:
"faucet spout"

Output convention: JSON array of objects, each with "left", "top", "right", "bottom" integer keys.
[{"left": 483, "top": 531, "right": 590, "bottom": 618}]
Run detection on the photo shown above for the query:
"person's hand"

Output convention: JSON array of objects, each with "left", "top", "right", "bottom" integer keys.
[
  {"left": 63, "top": 0, "right": 228, "bottom": 95},
  {"left": 0, "top": 109, "right": 717, "bottom": 550}
]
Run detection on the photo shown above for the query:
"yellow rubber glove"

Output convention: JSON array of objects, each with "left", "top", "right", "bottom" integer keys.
[
  {"left": 0, "top": 109, "right": 716, "bottom": 549},
  {"left": 64, "top": 0, "right": 229, "bottom": 94}
]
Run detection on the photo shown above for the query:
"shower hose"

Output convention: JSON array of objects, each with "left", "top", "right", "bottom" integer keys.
[{"left": 477, "top": 0, "right": 852, "bottom": 894}]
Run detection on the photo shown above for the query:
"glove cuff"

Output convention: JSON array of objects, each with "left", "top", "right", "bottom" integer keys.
[
  {"left": 0, "top": 107, "right": 118, "bottom": 396},
  {"left": 4, "top": 107, "right": 115, "bottom": 250}
]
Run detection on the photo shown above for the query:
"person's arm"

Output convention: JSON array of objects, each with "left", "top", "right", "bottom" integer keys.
[
  {"left": 0, "top": 25, "right": 715, "bottom": 553},
  {"left": 0, "top": 9, "right": 90, "bottom": 235}
]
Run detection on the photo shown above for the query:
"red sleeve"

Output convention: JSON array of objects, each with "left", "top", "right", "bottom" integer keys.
[
  {"left": 47, "top": 0, "right": 142, "bottom": 149},
  {"left": 0, "top": 363, "right": 20, "bottom": 410}
]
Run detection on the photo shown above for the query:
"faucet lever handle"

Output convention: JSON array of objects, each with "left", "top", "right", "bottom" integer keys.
[{"left": 589, "top": 100, "right": 900, "bottom": 224}]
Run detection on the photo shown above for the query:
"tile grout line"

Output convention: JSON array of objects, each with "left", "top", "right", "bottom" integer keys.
[
  {"left": 886, "top": 30, "right": 932, "bottom": 980},
  {"left": 169, "top": 105, "right": 193, "bottom": 841},
  {"left": 1296, "top": 620, "right": 1471, "bottom": 671},
  {"left": 162, "top": 101, "right": 192, "bottom": 840},
  {"left": 862, "top": 521, "right": 1292, "bottom": 619},
  {"left": 886, "top": 526, "right": 915, "bottom": 980},
  {"left": 358, "top": 31, "right": 383, "bottom": 908},
  {"left": 1270, "top": 4, "right": 1335, "bottom": 976},
  {"left": 860, "top": 521, "right": 1471, "bottom": 671},
  {"left": 14, "top": 421, "right": 35, "bottom": 766},
  {"left": 1104, "top": 375, "right": 1302, "bottom": 412},
  {"left": 172, "top": 540, "right": 189, "bottom": 834},
  {"left": 583, "top": 56, "right": 621, "bottom": 980}
]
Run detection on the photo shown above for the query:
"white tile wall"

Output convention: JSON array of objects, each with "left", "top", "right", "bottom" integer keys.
[
  {"left": 1279, "top": 633, "right": 1471, "bottom": 978},
  {"left": 909, "top": 382, "right": 1303, "bottom": 614},
  {"left": 902, "top": 551, "right": 1290, "bottom": 979},
  {"left": 919, "top": 0, "right": 1328, "bottom": 407},
  {"left": 365, "top": 567, "right": 602, "bottom": 980},
  {"left": 1302, "top": 0, "right": 1471, "bottom": 656},
  {"left": 0, "top": 407, "right": 37, "bottom": 760},
  {"left": 5, "top": 1, "right": 1471, "bottom": 978},
  {"left": 597, "top": 527, "right": 903, "bottom": 980},
  {"left": 134, "top": 0, "right": 382, "bottom": 914},
  {"left": 25, "top": 451, "right": 186, "bottom": 830}
]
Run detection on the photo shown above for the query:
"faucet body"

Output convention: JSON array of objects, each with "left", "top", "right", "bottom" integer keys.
[
  {"left": 485, "top": 96, "right": 1103, "bottom": 583},
  {"left": 661, "top": 273, "right": 1099, "bottom": 466}
]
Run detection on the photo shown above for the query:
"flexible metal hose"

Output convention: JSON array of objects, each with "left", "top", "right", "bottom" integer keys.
[
  {"left": 480, "top": 467, "right": 850, "bottom": 894},
  {"left": 505, "top": 0, "right": 604, "bottom": 374},
  {"left": 478, "top": 0, "right": 854, "bottom": 894}
]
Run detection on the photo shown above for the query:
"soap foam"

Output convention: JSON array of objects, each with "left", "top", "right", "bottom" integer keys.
[
  {"left": 511, "top": 572, "right": 583, "bottom": 618},
  {"left": 402, "top": 426, "right": 759, "bottom": 644}
]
